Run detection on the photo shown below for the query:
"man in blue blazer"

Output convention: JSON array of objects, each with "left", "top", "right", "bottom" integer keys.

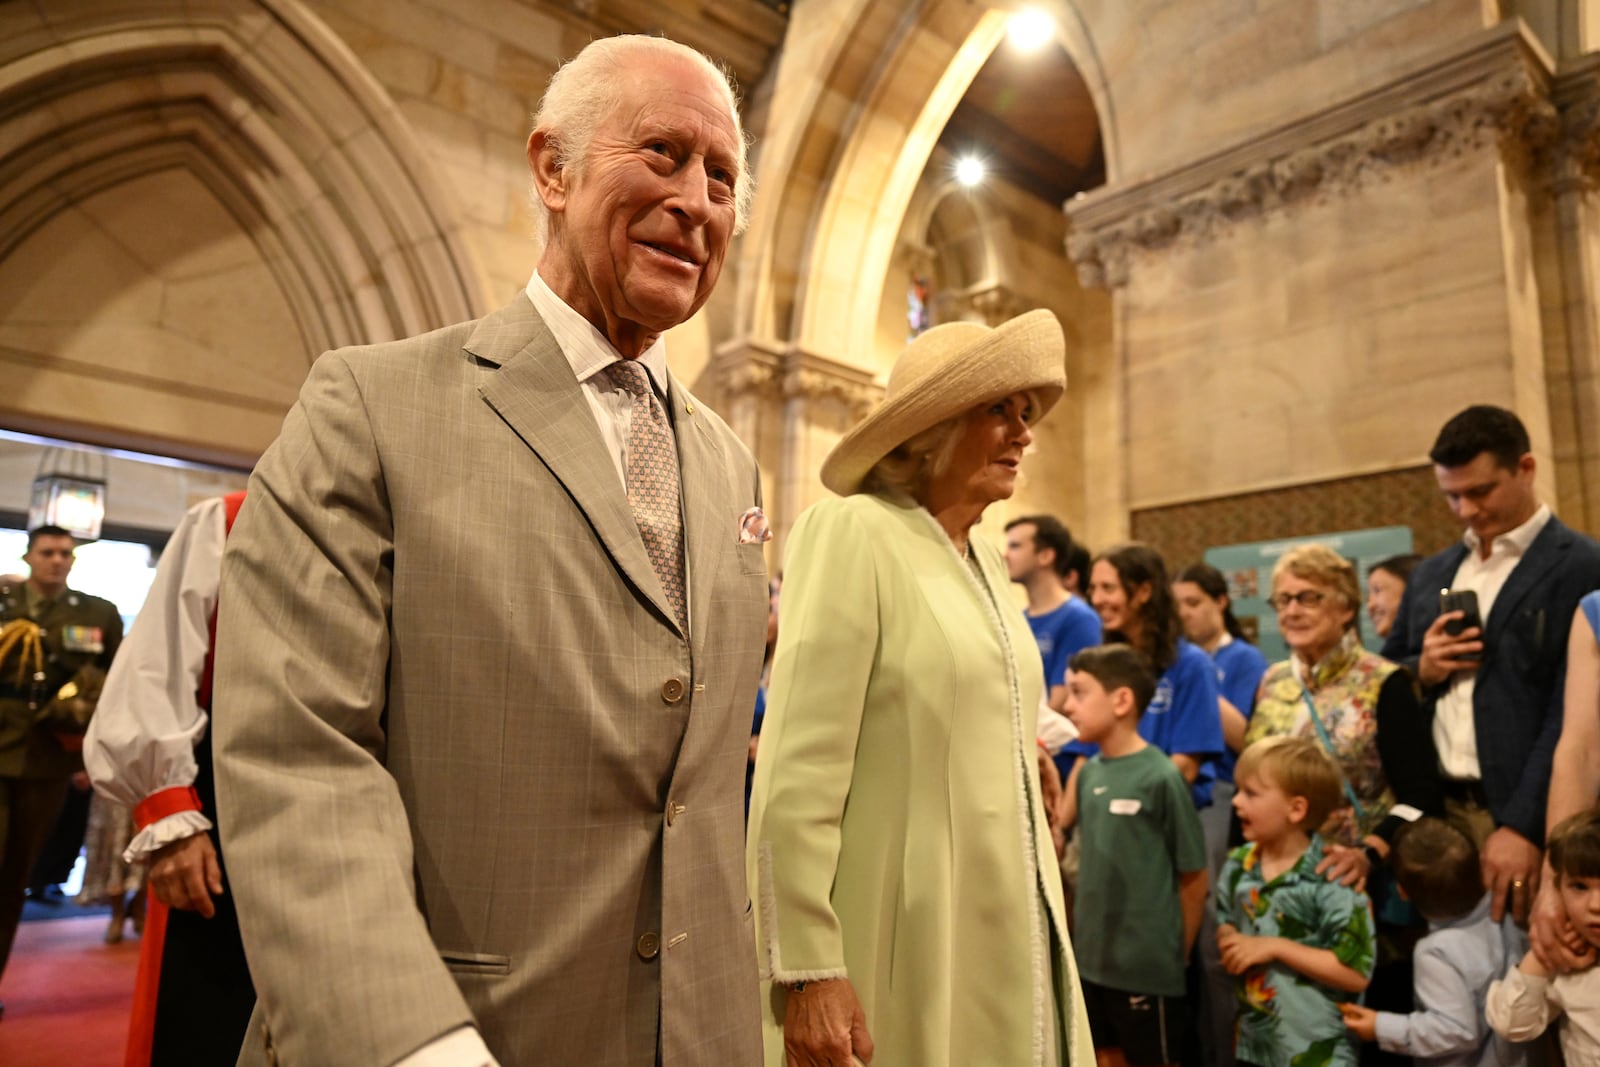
[{"left": 1384, "top": 405, "right": 1600, "bottom": 926}]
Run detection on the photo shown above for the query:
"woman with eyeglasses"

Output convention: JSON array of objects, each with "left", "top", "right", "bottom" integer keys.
[{"left": 1242, "top": 543, "right": 1441, "bottom": 883}]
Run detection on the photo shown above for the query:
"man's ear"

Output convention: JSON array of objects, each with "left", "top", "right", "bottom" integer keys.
[{"left": 527, "top": 128, "right": 568, "bottom": 214}]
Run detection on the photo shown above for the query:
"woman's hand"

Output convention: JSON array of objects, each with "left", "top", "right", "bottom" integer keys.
[
  {"left": 784, "top": 978, "right": 873, "bottom": 1066},
  {"left": 1037, "top": 746, "right": 1063, "bottom": 826},
  {"left": 1530, "top": 874, "right": 1595, "bottom": 973},
  {"left": 1316, "top": 843, "right": 1371, "bottom": 892}
]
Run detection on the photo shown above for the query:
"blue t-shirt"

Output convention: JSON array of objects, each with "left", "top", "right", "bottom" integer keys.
[
  {"left": 1029, "top": 596, "right": 1102, "bottom": 781},
  {"left": 1065, "top": 639, "right": 1225, "bottom": 807},
  {"left": 1583, "top": 589, "right": 1600, "bottom": 635},
  {"left": 1211, "top": 637, "right": 1268, "bottom": 785},
  {"left": 1026, "top": 595, "right": 1102, "bottom": 691}
]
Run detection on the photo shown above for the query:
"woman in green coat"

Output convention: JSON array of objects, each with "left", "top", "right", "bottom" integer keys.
[{"left": 747, "top": 310, "right": 1094, "bottom": 1067}]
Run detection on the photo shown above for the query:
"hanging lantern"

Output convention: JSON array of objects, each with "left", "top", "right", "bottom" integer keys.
[{"left": 28, "top": 446, "right": 107, "bottom": 540}]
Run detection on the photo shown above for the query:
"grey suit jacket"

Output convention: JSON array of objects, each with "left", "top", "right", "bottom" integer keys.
[{"left": 214, "top": 295, "right": 768, "bottom": 1067}]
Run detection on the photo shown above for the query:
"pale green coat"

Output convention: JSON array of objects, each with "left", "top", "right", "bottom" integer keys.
[{"left": 747, "top": 492, "right": 1094, "bottom": 1067}]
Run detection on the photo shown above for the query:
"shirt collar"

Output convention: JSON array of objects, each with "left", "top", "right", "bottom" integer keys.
[
  {"left": 1241, "top": 833, "right": 1327, "bottom": 884},
  {"left": 524, "top": 270, "right": 670, "bottom": 400},
  {"left": 1430, "top": 892, "right": 1493, "bottom": 932},
  {"left": 1462, "top": 502, "right": 1551, "bottom": 557}
]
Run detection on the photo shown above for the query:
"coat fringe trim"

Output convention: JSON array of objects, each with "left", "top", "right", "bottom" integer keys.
[
  {"left": 756, "top": 841, "right": 850, "bottom": 986},
  {"left": 917, "top": 509, "right": 1051, "bottom": 1067}
]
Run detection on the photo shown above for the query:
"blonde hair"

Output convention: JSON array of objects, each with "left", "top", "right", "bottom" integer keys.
[
  {"left": 858, "top": 388, "right": 1042, "bottom": 501},
  {"left": 1272, "top": 543, "right": 1361, "bottom": 631},
  {"left": 1235, "top": 735, "right": 1345, "bottom": 832}
]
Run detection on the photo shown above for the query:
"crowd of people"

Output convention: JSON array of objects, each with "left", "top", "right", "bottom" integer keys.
[
  {"left": 750, "top": 387, "right": 1600, "bottom": 1067},
  {"left": 3, "top": 27, "right": 1600, "bottom": 1067}
]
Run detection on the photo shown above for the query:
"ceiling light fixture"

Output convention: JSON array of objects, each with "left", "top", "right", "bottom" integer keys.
[
  {"left": 1007, "top": 8, "right": 1054, "bottom": 53},
  {"left": 955, "top": 156, "right": 986, "bottom": 187}
]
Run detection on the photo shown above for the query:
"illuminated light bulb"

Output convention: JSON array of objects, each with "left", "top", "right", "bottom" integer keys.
[
  {"left": 1007, "top": 8, "right": 1054, "bottom": 53},
  {"left": 955, "top": 156, "right": 985, "bottom": 187}
]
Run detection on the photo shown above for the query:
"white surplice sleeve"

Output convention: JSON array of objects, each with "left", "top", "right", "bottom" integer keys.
[{"left": 84, "top": 496, "right": 227, "bottom": 861}]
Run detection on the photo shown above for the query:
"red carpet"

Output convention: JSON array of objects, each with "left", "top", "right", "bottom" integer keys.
[{"left": 0, "top": 915, "right": 136, "bottom": 1067}]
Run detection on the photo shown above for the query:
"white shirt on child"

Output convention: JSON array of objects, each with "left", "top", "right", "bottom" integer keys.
[{"left": 1487, "top": 959, "right": 1600, "bottom": 1063}]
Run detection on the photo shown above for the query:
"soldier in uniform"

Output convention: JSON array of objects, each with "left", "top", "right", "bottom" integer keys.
[{"left": 0, "top": 524, "right": 122, "bottom": 1017}]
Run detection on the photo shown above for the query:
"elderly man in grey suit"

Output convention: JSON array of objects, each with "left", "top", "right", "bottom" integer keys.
[{"left": 213, "top": 34, "right": 769, "bottom": 1067}]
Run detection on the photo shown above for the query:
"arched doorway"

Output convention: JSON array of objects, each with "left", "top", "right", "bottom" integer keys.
[
  {"left": 718, "top": 0, "right": 1121, "bottom": 548},
  {"left": 0, "top": 0, "right": 484, "bottom": 467}
]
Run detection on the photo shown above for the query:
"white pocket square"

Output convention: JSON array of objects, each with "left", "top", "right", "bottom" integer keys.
[{"left": 739, "top": 506, "right": 772, "bottom": 544}]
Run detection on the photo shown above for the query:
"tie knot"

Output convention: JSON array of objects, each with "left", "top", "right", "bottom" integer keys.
[{"left": 606, "top": 359, "right": 653, "bottom": 401}]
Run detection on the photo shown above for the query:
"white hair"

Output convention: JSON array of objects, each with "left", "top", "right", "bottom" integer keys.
[{"left": 530, "top": 35, "right": 754, "bottom": 242}]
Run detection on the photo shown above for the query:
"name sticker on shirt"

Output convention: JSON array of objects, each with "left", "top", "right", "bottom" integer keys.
[
  {"left": 1108, "top": 798, "right": 1142, "bottom": 816},
  {"left": 59, "top": 625, "right": 104, "bottom": 654}
]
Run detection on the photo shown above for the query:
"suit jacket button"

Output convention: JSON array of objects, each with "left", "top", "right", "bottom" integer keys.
[
  {"left": 660, "top": 678, "right": 686, "bottom": 704},
  {"left": 637, "top": 931, "right": 661, "bottom": 960}
]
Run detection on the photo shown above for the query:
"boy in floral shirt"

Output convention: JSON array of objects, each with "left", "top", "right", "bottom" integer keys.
[{"left": 1217, "top": 736, "right": 1375, "bottom": 1067}]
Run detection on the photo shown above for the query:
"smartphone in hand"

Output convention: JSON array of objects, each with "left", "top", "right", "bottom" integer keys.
[{"left": 1439, "top": 588, "right": 1483, "bottom": 660}]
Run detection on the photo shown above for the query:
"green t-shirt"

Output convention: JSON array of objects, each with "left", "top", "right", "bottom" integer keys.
[{"left": 1073, "top": 743, "right": 1207, "bottom": 996}]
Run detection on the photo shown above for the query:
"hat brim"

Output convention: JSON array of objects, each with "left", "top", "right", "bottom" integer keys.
[{"left": 820, "top": 309, "right": 1066, "bottom": 497}]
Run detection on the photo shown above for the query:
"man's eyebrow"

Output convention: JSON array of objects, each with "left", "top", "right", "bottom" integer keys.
[{"left": 638, "top": 122, "right": 689, "bottom": 142}]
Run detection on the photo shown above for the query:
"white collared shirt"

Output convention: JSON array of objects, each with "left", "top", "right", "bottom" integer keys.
[
  {"left": 523, "top": 271, "right": 673, "bottom": 492},
  {"left": 1433, "top": 503, "right": 1552, "bottom": 779}
]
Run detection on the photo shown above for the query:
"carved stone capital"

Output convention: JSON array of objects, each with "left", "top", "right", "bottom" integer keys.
[
  {"left": 1065, "top": 21, "right": 1563, "bottom": 289},
  {"left": 710, "top": 336, "right": 784, "bottom": 402},
  {"left": 1547, "top": 57, "right": 1600, "bottom": 195},
  {"left": 779, "top": 348, "right": 881, "bottom": 423}
]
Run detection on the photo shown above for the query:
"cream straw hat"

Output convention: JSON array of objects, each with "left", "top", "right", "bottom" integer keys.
[{"left": 820, "top": 308, "right": 1066, "bottom": 496}]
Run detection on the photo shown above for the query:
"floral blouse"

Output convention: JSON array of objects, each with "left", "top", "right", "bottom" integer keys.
[{"left": 1244, "top": 633, "right": 1407, "bottom": 846}]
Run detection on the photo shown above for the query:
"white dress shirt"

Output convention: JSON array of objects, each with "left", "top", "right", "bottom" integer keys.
[
  {"left": 1433, "top": 504, "right": 1552, "bottom": 780},
  {"left": 83, "top": 496, "right": 226, "bottom": 861}
]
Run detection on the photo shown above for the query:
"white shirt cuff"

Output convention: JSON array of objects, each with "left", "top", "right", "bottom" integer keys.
[
  {"left": 1037, "top": 706, "right": 1078, "bottom": 755},
  {"left": 122, "top": 811, "right": 214, "bottom": 864},
  {"left": 391, "top": 1027, "right": 499, "bottom": 1067}
]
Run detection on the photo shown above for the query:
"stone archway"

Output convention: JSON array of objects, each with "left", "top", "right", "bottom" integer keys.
[
  {"left": 718, "top": 0, "right": 1121, "bottom": 546},
  {"left": 0, "top": 0, "right": 484, "bottom": 465}
]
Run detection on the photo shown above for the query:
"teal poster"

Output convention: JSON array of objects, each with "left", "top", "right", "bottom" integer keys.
[{"left": 1203, "top": 526, "right": 1414, "bottom": 664}]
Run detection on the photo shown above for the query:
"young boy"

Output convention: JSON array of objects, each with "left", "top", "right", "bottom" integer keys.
[
  {"left": 1339, "top": 818, "right": 1525, "bottom": 1066},
  {"left": 1063, "top": 644, "right": 1208, "bottom": 1067},
  {"left": 1487, "top": 807, "right": 1600, "bottom": 1062},
  {"left": 1217, "top": 736, "right": 1375, "bottom": 1067}
]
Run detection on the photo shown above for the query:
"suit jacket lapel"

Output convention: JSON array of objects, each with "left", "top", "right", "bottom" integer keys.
[
  {"left": 1485, "top": 519, "right": 1569, "bottom": 639},
  {"left": 471, "top": 298, "right": 680, "bottom": 632},
  {"left": 668, "top": 372, "right": 728, "bottom": 661}
]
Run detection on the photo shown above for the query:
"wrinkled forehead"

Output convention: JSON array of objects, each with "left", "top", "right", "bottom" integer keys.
[{"left": 616, "top": 56, "right": 739, "bottom": 133}]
